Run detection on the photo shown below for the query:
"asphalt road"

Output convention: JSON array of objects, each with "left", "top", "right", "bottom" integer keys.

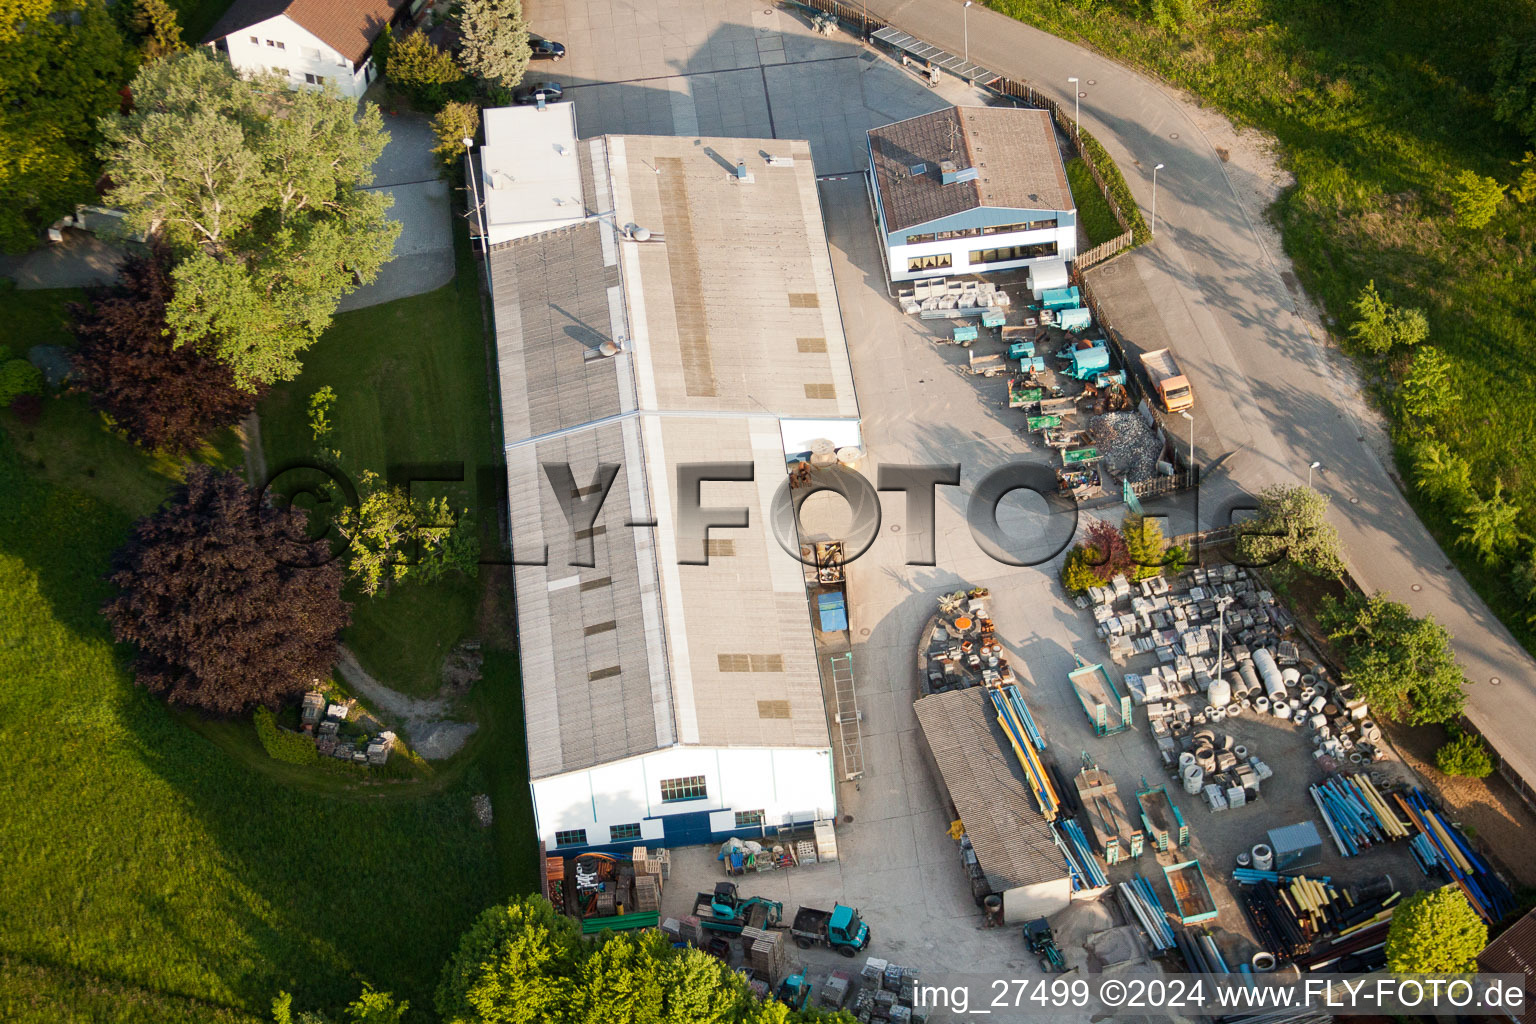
[{"left": 859, "top": 0, "right": 1536, "bottom": 794}]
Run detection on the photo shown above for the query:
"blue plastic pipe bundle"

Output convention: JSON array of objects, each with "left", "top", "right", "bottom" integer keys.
[
  {"left": 1400, "top": 788, "right": 1515, "bottom": 923},
  {"left": 1119, "top": 874, "right": 1175, "bottom": 951},
  {"left": 1232, "top": 868, "right": 1330, "bottom": 885},
  {"left": 1054, "top": 819, "right": 1108, "bottom": 888},
  {"left": 1003, "top": 684, "right": 1048, "bottom": 752},
  {"left": 1309, "top": 777, "right": 1388, "bottom": 856}
]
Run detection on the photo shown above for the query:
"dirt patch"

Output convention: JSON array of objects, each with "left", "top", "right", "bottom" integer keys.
[
  {"left": 475, "top": 565, "right": 520, "bottom": 649},
  {"left": 335, "top": 646, "right": 478, "bottom": 760},
  {"left": 440, "top": 642, "right": 484, "bottom": 693}
]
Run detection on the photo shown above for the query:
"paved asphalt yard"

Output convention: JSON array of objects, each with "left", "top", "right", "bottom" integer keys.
[{"left": 519, "top": 0, "right": 1475, "bottom": 1001}]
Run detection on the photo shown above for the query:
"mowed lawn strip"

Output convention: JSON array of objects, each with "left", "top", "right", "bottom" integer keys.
[
  {"left": 1066, "top": 157, "right": 1124, "bottom": 247},
  {"left": 260, "top": 224, "right": 501, "bottom": 698}
]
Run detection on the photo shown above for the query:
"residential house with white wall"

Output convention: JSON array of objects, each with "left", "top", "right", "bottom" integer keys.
[{"left": 203, "top": 0, "right": 409, "bottom": 99}]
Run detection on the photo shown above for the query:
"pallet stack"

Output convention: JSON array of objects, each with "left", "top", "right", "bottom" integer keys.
[{"left": 744, "top": 929, "right": 786, "bottom": 981}]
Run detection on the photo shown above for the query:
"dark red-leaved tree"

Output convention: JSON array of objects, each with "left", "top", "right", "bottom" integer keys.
[
  {"left": 1083, "top": 518, "right": 1133, "bottom": 581},
  {"left": 104, "top": 467, "right": 351, "bottom": 714},
  {"left": 69, "top": 251, "right": 265, "bottom": 453}
]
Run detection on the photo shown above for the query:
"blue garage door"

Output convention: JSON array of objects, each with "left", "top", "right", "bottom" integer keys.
[{"left": 660, "top": 808, "right": 715, "bottom": 846}]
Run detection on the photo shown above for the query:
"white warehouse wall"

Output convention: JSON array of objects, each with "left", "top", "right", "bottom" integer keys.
[
  {"left": 1001, "top": 877, "right": 1072, "bottom": 924},
  {"left": 532, "top": 745, "right": 837, "bottom": 851},
  {"left": 222, "top": 16, "right": 371, "bottom": 98}
]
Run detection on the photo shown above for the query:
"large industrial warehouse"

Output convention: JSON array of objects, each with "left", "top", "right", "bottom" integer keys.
[{"left": 476, "top": 103, "right": 861, "bottom": 853}]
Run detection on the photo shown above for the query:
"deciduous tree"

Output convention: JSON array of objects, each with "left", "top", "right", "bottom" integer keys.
[
  {"left": 68, "top": 250, "right": 264, "bottom": 452},
  {"left": 103, "top": 467, "right": 350, "bottom": 714},
  {"left": 1083, "top": 518, "right": 1133, "bottom": 581},
  {"left": 458, "top": 0, "right": 532, "bottom": 87},
  {"left": 435, "top": 895, "right": 820, "bottom": 1024},
  {"left": 1235, "top": 484, "right": 1345, "bottom": 579},
  {"left": 99, "top": 51, "right": 400, "bottom": 388},
  {"left": 1319, "top": 592, "right": 1468, "bottom": 725},
  {"left": 331, "top": 471, "right": 473, "bottom": 595},
  {"left": 1384, "top": 887, "right": 1486, "bottom": 972},
  {"left": 0, "top": 0, "right": 137, "bottom": 251}
]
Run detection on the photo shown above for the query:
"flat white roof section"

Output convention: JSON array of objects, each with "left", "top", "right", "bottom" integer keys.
[{"left": 481, "top": 105, "right": 586, "bottom": 246}]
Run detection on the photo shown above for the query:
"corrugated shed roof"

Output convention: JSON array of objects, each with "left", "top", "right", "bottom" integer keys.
[
  {"left": 868, "top": 106, "right": 1074, "bottom": 233},
  {"left": 204, "top": 0, "right": 406, "bottom": 62},
  {"left": 1480, "top": 906, "right": 1536, "bottom": 997},
  {"left": 913, "top": 687, "right": 1066, "bottom": 891}
]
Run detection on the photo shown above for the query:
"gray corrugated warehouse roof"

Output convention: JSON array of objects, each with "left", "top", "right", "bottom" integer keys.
[
  {"left": 489, "top": 121, "right": 857, "bottom": 779},
  {"left": 868, "top": 106, "right": 1075, "bottom": 233},
  {"left": 914, "top": 687, "right": 1066, "bottom": 891}
]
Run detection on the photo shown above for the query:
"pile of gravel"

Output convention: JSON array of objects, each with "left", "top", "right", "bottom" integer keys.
[{"left": 1090, "top": 411, "right": 1160, "bottom": 483}]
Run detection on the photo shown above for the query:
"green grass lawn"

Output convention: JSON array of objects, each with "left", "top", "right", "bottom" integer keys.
[
  {"left": 1066, "top": 157, "right": 1123, "bottom": 247},
  {"left": 0, "top": 222, "right": 536, "bottom": 1019},
  {"left": 260, "top": 226, "right": 500, "bottom": 699},
  {"left": 988, "top": 0, "right": 1536, "bottom": 649}
]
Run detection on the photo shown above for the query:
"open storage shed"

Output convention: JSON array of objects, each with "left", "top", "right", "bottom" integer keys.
[{"left": 914, "top": 687, "right": 1071, "bottom": 923}]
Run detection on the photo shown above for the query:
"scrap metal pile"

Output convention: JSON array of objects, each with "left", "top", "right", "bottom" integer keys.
[{"left": 1088, "top": 411, "right": 1160, "bottom": 482}]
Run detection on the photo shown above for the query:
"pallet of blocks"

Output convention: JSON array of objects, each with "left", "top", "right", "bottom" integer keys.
[
  {"left": 814, "top": 820, "right": 839, "bottom": 862},
  {"left": 746, "top": 930, "right": 786, "bottom": 981}
]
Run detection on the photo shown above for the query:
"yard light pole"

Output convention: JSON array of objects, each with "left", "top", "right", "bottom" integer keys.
[
  {"left": 963, "top": 1, "right": 973, "bottom": 64},
  {"left": 1151, "top": 162, "right": 1165, "bottom": 238},
  {"left": 1068, "top": 77, "right": 1079, "bottom": 137},
  {"left": 1214, "top": 595, "right": 1235, "bottom": 674},
  {"left": 1308, "top": 460, "right": 1321, "bottom": 490},
  {"left": 464, "top": 137, "right": 493, "bottom": 293}
]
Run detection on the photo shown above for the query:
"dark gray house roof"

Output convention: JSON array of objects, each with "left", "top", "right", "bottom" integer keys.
[{"left": 868, "top": 106, "right": 1075, "bottom": 233}]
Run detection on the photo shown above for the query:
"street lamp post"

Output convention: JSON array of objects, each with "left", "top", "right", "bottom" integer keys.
[
  {"left": 1308, "top": 460, "right": 1321, "bottom": 490},
  {"left": 963, "top": 1, "right": 973, "bottom": 64},
  {"left": 1151, "top": 162, "right": 1165, "bottom": 238},
  {"left": 1068, "top": 77, "right": 1079, "bottom": 137},
  {"left": 1179, "top": 409, "right": 1194, "bottom": 477}
]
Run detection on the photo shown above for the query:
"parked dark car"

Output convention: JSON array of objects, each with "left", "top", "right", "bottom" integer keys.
[
  {"left": 511, "top": 81, "right": 565, "bottom": 105},
  {"left": 530, "top": 37, "right": 566, "bottom": 60}
]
